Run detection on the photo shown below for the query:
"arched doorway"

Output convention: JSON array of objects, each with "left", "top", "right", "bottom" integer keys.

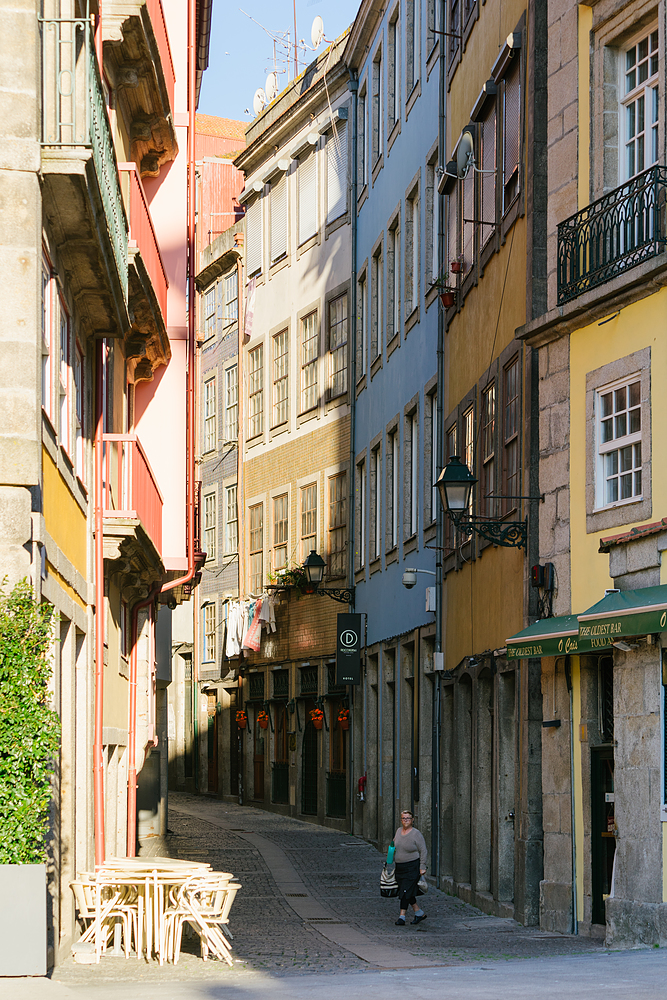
[{"left": 301, "top": 699, "right": 318, "bottom": 815}]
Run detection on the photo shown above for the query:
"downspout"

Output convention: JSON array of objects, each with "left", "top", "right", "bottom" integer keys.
[
  {"left": 236, "top": 248, "right": 244, "bottom": 600},
  {"left": 126, "top": 0, "right": 198, "bottom": 847},
  {"left": 93, "top": 339, "right": 106, "bottom": 866},
  {"left": 127, "top": 584, "right": 160, "bottom": 857},
  {"left": 348, "top": 68, "right": 358, "bottom": 835},
  {"left": 432, "top": 0, "right": 446, "bottom": 886}
]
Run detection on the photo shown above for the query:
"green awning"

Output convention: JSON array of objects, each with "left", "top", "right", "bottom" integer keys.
[
  {"left": 577, "top": 584, "right": 667, "bottom": 640},
  {"left": 506, "top": 614, "right": 613, "bottom": 658}
]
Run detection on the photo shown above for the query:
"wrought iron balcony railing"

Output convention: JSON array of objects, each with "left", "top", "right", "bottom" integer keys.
[
  {"left": 40, "top": 16, "right": 128, "bottom": 301},
  {"left": 557, "top": 165, "right": 667, "bottom": 304}
]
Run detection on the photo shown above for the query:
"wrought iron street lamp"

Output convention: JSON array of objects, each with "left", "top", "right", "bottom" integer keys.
[
  {"left": 436, "top": 456, "right": 528, "bottom": 549},
  {"left": 303, "top": 550, "right": 355, "bottom": 605}
]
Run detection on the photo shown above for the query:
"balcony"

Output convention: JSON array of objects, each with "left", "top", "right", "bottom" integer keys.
[
  {"left": 557, "top": 166, "right": 667, "bottom": 305},
  {"left": 40, "top": 15, "right": 129, "bottom": 335},
  {"left": 103, "top": 433, "right": 163, "bottom": 554},
  {"left": 103, "top": 0, "right": 178, "bottom": 176}
]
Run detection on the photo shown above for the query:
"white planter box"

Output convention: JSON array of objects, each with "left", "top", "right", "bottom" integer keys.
[{"left": 0, "top": 864, "right": 47, "bottom": 976}]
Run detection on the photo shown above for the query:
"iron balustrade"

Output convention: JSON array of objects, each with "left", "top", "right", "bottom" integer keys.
[
  {"left": 102, "top": 434, "right": 163, "bottom": 554},
  {"left": 40, "top": 15, "right": 128, "bottom": 301},
  {"left": 119, "top": 163, "right": 169, "bottom": 320},
  {"left": 557, "top": 165, "right": 667, "bottom": 304}
]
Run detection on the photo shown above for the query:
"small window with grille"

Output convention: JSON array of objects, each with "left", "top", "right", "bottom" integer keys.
[
  {"left": 300, "top": 665, "right": 318, "bottom": 695},
  {"left": 599, "top": 657, "right": 614, "bottom": 742},
  {"left": 249, "top": 671, "right": 265, "bottom": 701}
]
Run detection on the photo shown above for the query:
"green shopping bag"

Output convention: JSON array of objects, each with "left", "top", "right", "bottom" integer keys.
[{"left": 386, "top": 840, "right": 395, "bottom": 864}]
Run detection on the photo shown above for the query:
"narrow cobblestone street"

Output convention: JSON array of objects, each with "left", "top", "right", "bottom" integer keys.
[{"left": 3, "top": 793, "right": 667, "bottom": 998}]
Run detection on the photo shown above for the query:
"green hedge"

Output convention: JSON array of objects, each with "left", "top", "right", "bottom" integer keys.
[{"left": 0, "top": 580, "right": 60, "bottom": 864}]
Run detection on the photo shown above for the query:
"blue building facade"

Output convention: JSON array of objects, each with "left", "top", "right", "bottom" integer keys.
[{"left": 345, "top": 0, "right": 443, "bottom": 854}]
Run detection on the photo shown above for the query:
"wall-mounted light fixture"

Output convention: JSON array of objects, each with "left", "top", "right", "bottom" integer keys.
[{"left": 302, "top": 550, "right": 354, "bottom": 605}]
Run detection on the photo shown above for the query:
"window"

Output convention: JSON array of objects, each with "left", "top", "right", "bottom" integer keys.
[
  {"left": 249, "top": 504, "right": 263, "bottom": 593},
  {"left": 225, "top": 272, "right": 238, "bottom": 323},
  {"left": 226, "top": 485, "right": 238, "bottom": 552},
  {"left": 503, "top": 358, "right": 519, "bottom": 513},
  {"left": 301, "top": 484, "right": 317, "bottom": 561},
  {"left": 446, "top": 189, "right": 458, "bottom": 276},
  {"left": 429, "top": 391, "right": 438, "bottom": 522},
  {"left": 406, "top": 0, "right": 417, "bottom": 94},
  {"left": 427, "top": 0, "right": 440, "bottom": 54},
  {"left": 358, "top": 88, "right": 367, "bottom": 188},
  {"left": 426, "top": 159, "right": 439, "bottom": 286},
  {"left": 597, "top": 378, "right": 642, "bottom": 507},
  {"left": 502, "top": 57, "right": 521, "bottom": 211},
  {"left": 298, "top": 151, "right": 317, "bottom": 245},
  {"left": 462, "top": 159, "right": 474, "bottom": 276},
  {"left": 301, "top": 312, "right": 318, "bottom": 412},
  {"left": 120, "top": 601, "right": 128, "bottom": 658},
  {"left": 406, "top": 190, "right": 419, "bottom": 316},
  {"left": 448, "top": 0, "right": 461, "bottom": 68},
  {"left": 41, "top": 259, "right": 53, "bottom": 421},
  {"left": 204, "top": 286, "right": 216, "bottom": 339},
  {"left": 371, "top": 446, "right": 381, "bottom": 560},
  {"left": 372, "top": 49, "right": 383, "bottom": 163},
  {"left": 358, "top": 273, "right": 367, "bottom": 377},
  {"left": 74, "top": 345, "right": 84, "bottom": 481},
  {"left": 387, "top": 430, "right": 399, "bottom": 548},
  {"left": 327, "top": 123, "right": 347, "bottom": 222},
  {"left": 481, "top": 383, "right": 496, "bottom": 516},
  {"left": 388, "top": 14, "right": 399, "bottom": 129},
  {"left": 248, "top": 346, "right": 263, "bottom": 438},
  {"left": 203, "top": 377, "right": 216, "bottom": 452},
  {"left": 371, "top": 246, "right": 383, "bottom": 359},
  {"left": 622, "top": 28, "right": 659, "bottom": 180},
  {"left": 271, "top": 172, "right": 287, "bottom": 262},
  {"left": 409, "top": 412, "right": 418, "bottom": 535},
  {"left": 481, "top": 104, "right": 497, "bottom": 247},
  {"left": 272, "top": 329, "right": 289, "bottom": 426},
  {"left": 204, "top": 491, "right": 216, "bottom": 560},
  {"left": 204, "top": 603, "right": 216, "bottom": 662},
  {"left": 273, "top": 493, "right": 288, "bottom": 571},
  {"left": 328, "top": 473, "right": 347, "bottom": 578},
  {"left": 357, "top": 459, "right": 366, "bottom": 569},
  {"left": 462, "top": 405, "right": 474, "bottom": 513},
  {"left": 58, "top": 297, "right": 70, "bottom": 450},
  {"left": 328, "top": 294, "right": 348, "bottom": 398},
  {"left": 445, "top": 422, "right": 457, "bottom": 549},
  {"left": 225, "top": 365, "right": 238, "bottom": 442},
  {"left": 388, "top": 222, "right": 400, "bottom": 342},
  {"left": 246, "top": 196, "right": 262, "bottom": 276}
]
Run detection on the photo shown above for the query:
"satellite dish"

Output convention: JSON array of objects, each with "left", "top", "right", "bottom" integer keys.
[
  {"left": 311, "top": 15, "right": 324, "bottom": 49},
  {"left": 265, "top": 72, "right": 278, "bottom": 102},
  {"left": 456, "top": 131, "right": 475, "bottom": 178},
  {"left": 252, "top": 88, "right": 266, "bottom": 116}
]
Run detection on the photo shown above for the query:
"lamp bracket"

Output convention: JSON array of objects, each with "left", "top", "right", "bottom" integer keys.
[
  {"left": 315, "top": 586, "right": 355, "bottom": 605},
  {"left": 449, "top": 513, "right": 527, "bottom": 549}
]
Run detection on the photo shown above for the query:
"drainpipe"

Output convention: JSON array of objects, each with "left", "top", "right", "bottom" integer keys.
[
  {"left": 127, "top": 584, "right": 161, "bottom": 857},
  {"left": 348, "top": 69, "right": 358, "bottom": 835},
  {"left": 432, "top": 0, "right": 446, "bottom": 886},
  {"left": 93, "top": 340, "right": 106, "bottom": 867}
]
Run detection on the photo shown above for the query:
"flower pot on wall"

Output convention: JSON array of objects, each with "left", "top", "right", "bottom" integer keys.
[
  {"left": 258, "top": 717, "right": 269, "bottom": 730},
  {"left": 0, "top": 864, "right": 46, "bottom": 975},
  {"left": 339, "top": 718, "right": 349, "bottom": 731},
  {"left": 450, "top": 260, "right": 462, "bottom": 273},
  {"left": 312, "top": 718, "right": 323, "bottom": 730},
  {"left": 440, "top": 291, "right": 455, "bottom": 308},
  {"left": 236, "top": 712, "right": 247, "bottom": 729}
]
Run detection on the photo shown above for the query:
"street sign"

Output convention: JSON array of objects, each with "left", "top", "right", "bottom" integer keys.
[{"left": 336, "top": 613, "right": 362, "bottom": 685}]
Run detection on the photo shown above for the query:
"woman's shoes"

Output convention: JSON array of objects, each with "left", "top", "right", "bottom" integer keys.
[
  {"left": 395, "top": 917, "right": 406, "bottom": 926},
  {"left": 411, "top": 913, "right": 427, "bottom": 924}
]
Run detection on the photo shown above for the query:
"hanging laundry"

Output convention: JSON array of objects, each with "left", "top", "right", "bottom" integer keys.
[{"left": 242, "top": 598, "right": 263, "bottom": 652}]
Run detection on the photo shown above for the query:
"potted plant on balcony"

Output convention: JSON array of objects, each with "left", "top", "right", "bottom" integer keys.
[
  {"left": 0, "top": 580, "right": 60, "bottom": 976},
  {"left": 450, "top": 256, "right": 463, "bottom": 274},
  {"left": 309, "top": 708, "right": 324, "bottom": 731},
  {"left": 429, "top": 270, "right": 456, "bottom": 308},
  {"left": 257, "top": 710, "right": 269, "bottom": 730},
  {"left": 236, "top": 710, "right": 248, "bottom": 729},
  {"left": 337, "top": 708, "right": 350, "bottom": 731},
  {"left": 269, "top": 562, "right": 309, "bottom": 594}
]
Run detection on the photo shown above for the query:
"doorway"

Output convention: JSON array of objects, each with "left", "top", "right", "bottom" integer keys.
[
  {"left": 301, "top": 699, "right": 318, "bottom": 814},
  {"left": 206, "top": 690, "right": 218, "bottom": 794},
  {"left": 591, "top": 746, "right": 615, "bottom": 925},
  {"left": 253, "top": 711, "right": 265, "bottom": 800}
]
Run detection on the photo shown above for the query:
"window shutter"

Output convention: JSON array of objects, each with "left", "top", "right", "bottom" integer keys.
[
  {"left": 446, "top": 190, "right": 458, "bottom": 269},
  {"left": 503, "top": 58, "right": 521, "bottom": 205},
  {"left": 298, "top": 151, "right": 317, "bottom": 244},
  {"left": 462, "top": 167, "right": 474, "bottom": 275},
  {"left": 246, "top": 196, "right": 262, "bottom": 276},
  {"left": 270, "top": 173, "right": 287, "bottom": 262},
  {"left": 327, "top": 123, "right": 347, "bottom": 223},
  {"left": 481, "top": 107, "right": 496, "bottom": 247}
]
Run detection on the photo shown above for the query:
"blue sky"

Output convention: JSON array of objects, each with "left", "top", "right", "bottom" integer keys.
[{"left": 198, "top": 0, "right": 362, "bottom": 123}]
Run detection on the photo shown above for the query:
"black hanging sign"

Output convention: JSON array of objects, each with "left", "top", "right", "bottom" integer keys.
[{"left": 336, "top": 613, "right": 362, "bottom": 685}]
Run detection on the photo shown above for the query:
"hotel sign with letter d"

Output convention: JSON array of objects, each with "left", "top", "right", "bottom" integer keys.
[{"left": 336, "top": 613, "right": 362, "bottom": 685}]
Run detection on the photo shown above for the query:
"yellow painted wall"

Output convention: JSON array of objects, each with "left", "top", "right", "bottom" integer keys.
[
  {"left": 42, "top": 447, "right": 87, "bottom": 577},
  {"left": 569, "top": 289, "right": 667, "bottom": 612},
  {"left": 445, "top": 543, "right": 524, "bottom": 669}
]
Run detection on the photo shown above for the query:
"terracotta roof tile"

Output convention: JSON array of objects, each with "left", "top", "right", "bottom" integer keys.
[
  {"left": 195, "top": 114, "right": 247, "bottom": 142},
  {"left": 598, "top": 518, "right": 667, "bottom": 552}
]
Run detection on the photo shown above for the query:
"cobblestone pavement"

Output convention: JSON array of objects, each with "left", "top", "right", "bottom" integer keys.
[{"left": 43, "top": 791, "right": 610, "bottom": 995}]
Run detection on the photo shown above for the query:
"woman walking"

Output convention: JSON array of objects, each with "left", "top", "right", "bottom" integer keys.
[{"left": 393, "top": 809, "right": 427, "bottom": 925}]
